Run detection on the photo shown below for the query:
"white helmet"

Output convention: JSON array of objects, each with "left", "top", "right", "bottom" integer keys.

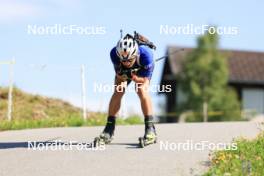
[{"left": 116, "top": 34, "right": 139, "bottom": 61}]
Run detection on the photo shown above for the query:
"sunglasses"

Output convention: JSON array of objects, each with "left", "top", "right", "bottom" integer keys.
[
  {"left": 121, "top": 59, "right": 134, "bottom": 63},
  {"left": 121, "top": 55, "right": 138, "bottom": 63}
]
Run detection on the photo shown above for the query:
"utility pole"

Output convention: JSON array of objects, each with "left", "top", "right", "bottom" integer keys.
[
  {"left": 81, "top": 64, "right": 87, "bottom": 120},
  {"left": 0, "top": 59, "right": 15, "bottom": 121}
]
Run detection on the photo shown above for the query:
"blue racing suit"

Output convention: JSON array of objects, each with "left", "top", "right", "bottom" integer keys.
[{"left": 110, "top": 45, "right": 154, "bottom": 81}]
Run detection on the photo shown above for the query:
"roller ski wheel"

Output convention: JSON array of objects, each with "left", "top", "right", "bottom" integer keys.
[
  {"left": 138, "top": 135, "right": 157, "bottom": 148},
  {"left": 93, "top": 133, "right": 113, "bottom": 147}
]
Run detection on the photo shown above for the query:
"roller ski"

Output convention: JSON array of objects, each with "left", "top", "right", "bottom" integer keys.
[
  {"left": 93, "top": 132, "right": 113, "bottom": 147},
  {"left": 93, "top": 116, "right": 115, "bottom": 147},
  {"left": 139, "top": 122, "right": 157, "bottom": 148}
]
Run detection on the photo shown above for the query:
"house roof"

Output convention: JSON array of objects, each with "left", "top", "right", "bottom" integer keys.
[{"left": 161, "top": 46, "right": 264, "bottom": 85}]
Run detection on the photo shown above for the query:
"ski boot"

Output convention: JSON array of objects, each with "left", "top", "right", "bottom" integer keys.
[
  {"left": 139, "top": 125, "right": 157, "bottom": 148},
  {"left": 93, "top": 117, "right": 115, "bottom": 147}
]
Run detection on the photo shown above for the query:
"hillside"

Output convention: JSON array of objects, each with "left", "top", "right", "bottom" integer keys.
[{"left": 0, "top": 87, "right": 82, "bottom": 120}]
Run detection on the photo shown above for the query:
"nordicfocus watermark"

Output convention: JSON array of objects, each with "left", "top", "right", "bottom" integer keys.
[
  {"left": 160, "top": 24, "right": 239, "bottom": 36},
  {"left": 27, "top": 140, "right": 105, "bottom": 151},
  {"left": 27, "top": 24, "right": 106, "bottom": 36},
  {"left": 160, "top": 140, "right": 238, "bottom": 151},
  {"left": 93, "top": 82, "right": 172, "bottom": 93}
]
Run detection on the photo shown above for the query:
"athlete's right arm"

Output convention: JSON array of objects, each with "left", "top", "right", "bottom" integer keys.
[
  {"left": 110, "top": 47, "right": 127, "bottom": 83},
  {"left": 116, "top": 74, "right": 127, "bottom": 83}
]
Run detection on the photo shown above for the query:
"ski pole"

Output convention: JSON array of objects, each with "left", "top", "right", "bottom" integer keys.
[
  {"left": 128, "top": 48, "right": 184, "bottom": 73},
  {"left": 121, "top": 48, "right": 185, "bottom": 76},
  {"left": 155, "top": 48, "right": 184, "bottom": 62}
]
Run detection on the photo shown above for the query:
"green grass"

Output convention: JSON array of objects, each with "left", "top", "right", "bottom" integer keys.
[
  {"left": 0, "top": 87, "right": 143, "bottom": 131},
  {"left": 203, "top": 131, "right": 264, "bottom": 176}
]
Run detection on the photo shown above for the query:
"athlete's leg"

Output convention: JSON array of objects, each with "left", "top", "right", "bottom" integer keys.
[
  {"left": 108, "top": 77, "right": 127, "bottom": 116},
  {"left": 103, "top": 77, "right": 128, "bottom": 135},
  {"left": 95, "top": 77, "right": 128, "bottom": 144},
  {"left": 135, "top": 80, "right": 157, "bottom": 144},
  {"left": 135, "top": 79, "right": 153, "bottom": 116}
]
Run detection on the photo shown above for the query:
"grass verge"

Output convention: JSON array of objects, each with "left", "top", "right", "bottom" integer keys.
[
  {"left": 204, "top": 131, "right": 264, "bottom": 176},
  {"left": 0, "top": 115, "right": 143, "bottom": 131}
]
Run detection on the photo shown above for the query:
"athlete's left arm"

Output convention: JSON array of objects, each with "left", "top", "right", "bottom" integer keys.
[{"left": 131, "top": 46, "right": 154, "bottom": 84}]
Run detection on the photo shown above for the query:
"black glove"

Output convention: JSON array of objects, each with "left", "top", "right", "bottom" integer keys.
[{"left": 118, "top": 68, "right": 139, "bottom": 79}]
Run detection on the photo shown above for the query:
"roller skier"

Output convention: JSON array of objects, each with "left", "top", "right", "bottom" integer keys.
[{"left": 94, "top": 31, "right": 157, "bottom": 148}]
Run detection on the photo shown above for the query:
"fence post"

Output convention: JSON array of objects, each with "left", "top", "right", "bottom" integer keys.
[{"left": 203, "top": 101, "right": 208, "bottom": 122}]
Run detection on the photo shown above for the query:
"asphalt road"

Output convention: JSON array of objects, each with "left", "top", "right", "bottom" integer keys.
[{"left": 0, "top": 122, "right": 262, "bottom": 176}]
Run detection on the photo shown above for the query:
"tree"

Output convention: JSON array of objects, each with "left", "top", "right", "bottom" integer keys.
[{"left": 178, "top": 28, "right": 241, "bottom": 122}]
